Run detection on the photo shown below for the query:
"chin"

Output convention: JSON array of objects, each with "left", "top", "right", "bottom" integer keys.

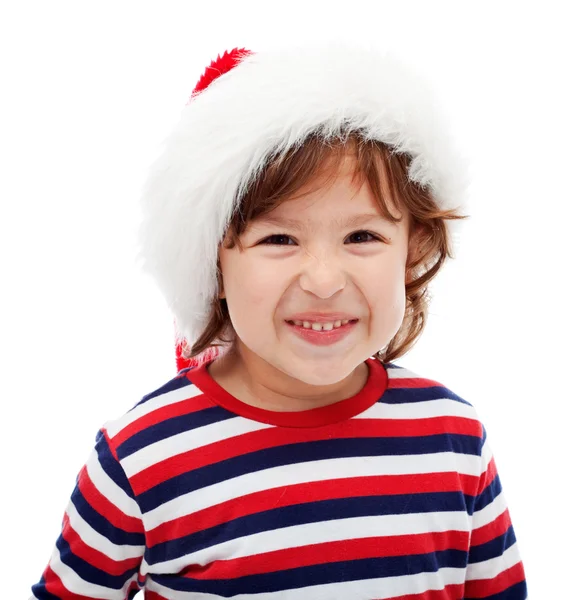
[{"left": 277, "top": 351, "right": 367, "bottom": 385}]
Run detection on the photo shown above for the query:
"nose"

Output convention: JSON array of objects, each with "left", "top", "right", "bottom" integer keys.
[{"left": 298, "top": 252, "right": 347, "bottom": 298}]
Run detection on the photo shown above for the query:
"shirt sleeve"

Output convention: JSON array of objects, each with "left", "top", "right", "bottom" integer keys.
[
  {"left": 30, "top": 427, "right": 146, "bottom": 599},
  {"left": 463, "top": 422, "right": 528, "bottom": 599}
]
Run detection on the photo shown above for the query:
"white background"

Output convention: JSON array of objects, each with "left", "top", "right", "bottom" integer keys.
[{"left": 2, "top": 1, "right": 581, "bottom": 598}]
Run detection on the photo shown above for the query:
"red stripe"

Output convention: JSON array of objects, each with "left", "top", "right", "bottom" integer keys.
[
  {"left": 42, "top": 563, "right": 99, "bottom": 599},
  {"left": 146, "top": 592, "right": 170, "bottom": 600},
  {"left": 375, "top": 582, "right": 465, "bottom": 600},
  {"left": 463, "top": 561, "right": 526, "bottom": 598},
  {"left": 110, "top": 394, "right": 216, "bottom": 448},
  {"left": 60, "top": 512, "right": 142, "bottom": 576},
  {"left": 469, "top": 508, "right": 512, "bottom": 547},
  {"left": 477, "top": 455, "right": 498, "bottom": 495},
  {"left": 390, "top": 376, "right": 447, "bottom": 389},
  {"left": 78, "top": 465, "right": 143, "bottom": 534},
  {"left": 101, "top": 428, "right": 120, "bottom": 461},
  {"left": 182, "top": 530, "right": 470, "bottom": 579},
  {"left": 147, "top": 471, "right": 479, "bottom": 546},
  {"left": 131, "top": 416, "right": 481, "bottom": 494}
]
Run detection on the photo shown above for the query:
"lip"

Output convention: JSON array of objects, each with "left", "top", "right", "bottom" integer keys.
[
  {"left": 285, "top": 319, "right": 358, "bottom": 346},
  {"left": 286, "top": 312, "right": 358, "bottom": 322}
]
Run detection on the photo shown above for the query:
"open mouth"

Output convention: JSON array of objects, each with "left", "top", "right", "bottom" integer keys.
[
  {"left": 284, "top": 319, "right": 359, "bottom": 346},
  {"left": 285, "top": 319, "right": 359, "bottom": 330}
]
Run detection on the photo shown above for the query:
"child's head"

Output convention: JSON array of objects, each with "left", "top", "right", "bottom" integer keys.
[
  {"left": 184, "top": 129, "right": 467, "bottom": 372},
  {"left": 135, "top": 42, "right": 470, "bottom": 376}
]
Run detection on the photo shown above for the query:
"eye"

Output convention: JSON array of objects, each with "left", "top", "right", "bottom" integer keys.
[
  {"left": 259, "top": 234, "right": 295, "bottom": 246},
  {"left": 259, "top": 230, "right": 382, "bottom": 246},
  {"left": 347, "top": 230, "right": 381, "bottom": 244}
]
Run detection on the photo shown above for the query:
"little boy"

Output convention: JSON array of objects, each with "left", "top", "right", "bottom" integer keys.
[{"left": 31, "top": 42, "right": 528, "bottom": 599}]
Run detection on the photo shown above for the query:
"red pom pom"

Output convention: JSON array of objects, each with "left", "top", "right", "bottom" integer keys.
[
  {"left": 191, "top": 47, "right": 253, "bottom": 99},
  {"left": 174, "top": 320, "right": 221, "bottom": 374},
  {"left": 175, "top": 335, "right": 193, "bottom": 373}
]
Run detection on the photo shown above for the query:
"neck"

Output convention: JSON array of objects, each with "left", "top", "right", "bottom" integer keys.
[{"left": 207, "top": 347, "right": 369, "bottom": 412}]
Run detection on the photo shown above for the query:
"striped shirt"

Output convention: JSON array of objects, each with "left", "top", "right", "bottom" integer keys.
[{"left": 30, "top": 357, "right": 528, "bottom": 599}]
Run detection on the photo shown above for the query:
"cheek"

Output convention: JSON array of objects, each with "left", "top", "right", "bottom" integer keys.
[
  {"left": 366, "top": 264, "right": 407, "bottom": 330},
  {"left": 226, "top": 264, "right": 285, "bottom": 352},
  {"left": 225, "top": 259, "right": 282, "bottom": 316},
  {"left": 366, "top": 259, "right": 406, "bottom": 300}
]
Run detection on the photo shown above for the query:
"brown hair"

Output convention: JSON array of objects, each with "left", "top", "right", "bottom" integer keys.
[{"left": 184, "top": 129, "right": 469, "bottom": 365}]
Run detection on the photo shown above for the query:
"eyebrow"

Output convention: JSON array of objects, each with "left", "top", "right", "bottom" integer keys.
[{"left": 253, "top": 213, "right": 396, "bottom": 231}]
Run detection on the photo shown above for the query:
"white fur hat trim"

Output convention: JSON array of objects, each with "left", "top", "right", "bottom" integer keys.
[{"left": 136, "top": 41, "right": 470, "bottom": 350}]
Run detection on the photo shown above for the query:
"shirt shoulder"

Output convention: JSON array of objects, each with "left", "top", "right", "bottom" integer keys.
[
  {"left": 98, "top": 367, "right": 221, "bottom": 458},
  {"left": 379, "top": 360, "right": 484, "bottom": 433}
]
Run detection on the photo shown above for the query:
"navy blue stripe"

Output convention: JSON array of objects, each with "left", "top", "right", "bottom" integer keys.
[
  {"left": 472, "top": 474, "right": 503, "bottom": 514},
  {"left": 385, "top": 361, "right": 404, "bottom": 369},
  {"left": 117, "top": 406, "right": 235, "bottom": 459},
  {"left": 131, "top": 374, "right": 195, "bottom": 410},
  {"left": 139, "top": 433, "right": 481, "bottom": 512},
  {"left": 148, "top": 490, "right": 467, "bottom": 563},
  {"left": 30, "top": 576, "right": 62, "bottom": 599},
  {"left": 150, "top": 548, "right": 468, "bottom": 595},
  {"left": 465, "top": 580, "right": 527, "bottom": 600},
  {"left": 480, "top": 424, "right": 488, "bottom": 448},
  {"left": 381, "top": 384, "right": 472, "bottom": 406},
  {"left": 71, "top": 481, "right": 145, "bottom": 546},
  {"left": 94, "top": 430, "right": 136, "bottom": 500},
  {"left": 469, "top": 525, "right": 518, "bottom": 564},
  {"left": 55, "top": 534, "right": 139, "bottom": 589}
]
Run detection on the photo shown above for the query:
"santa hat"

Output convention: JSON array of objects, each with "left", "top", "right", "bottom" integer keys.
[{"left": 135, "top": 41, "right": 470, "bottom": 373}]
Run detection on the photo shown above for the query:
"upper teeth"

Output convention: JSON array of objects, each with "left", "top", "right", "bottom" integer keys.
[{"left": 289, "top": 319, "right": 352, "bottom": 331}]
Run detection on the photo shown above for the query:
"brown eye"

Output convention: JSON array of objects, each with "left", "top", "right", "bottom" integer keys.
[
  {"left": 346, "top": 230, "right": 380, "bottom": 244},
  {"left": 260, "top": 234, "right": 296, "bottom": 246},
  {"left": 259, "top": 231, "right": 381, "bottom": 246}
]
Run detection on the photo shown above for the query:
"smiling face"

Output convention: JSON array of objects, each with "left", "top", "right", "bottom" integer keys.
[{"left": 213, "top": 152, "right": 416, "bottom": 409}]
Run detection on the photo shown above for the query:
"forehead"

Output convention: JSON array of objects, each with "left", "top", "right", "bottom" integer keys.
[
  {"left": 251, "top": 163, "right": 404, "bottom": 232},
  {"left": 252, "top": 212, "right": 399, "bottom": 232},
  {"left": 234, "top": 143, "right": 410, "bottom": 242}
]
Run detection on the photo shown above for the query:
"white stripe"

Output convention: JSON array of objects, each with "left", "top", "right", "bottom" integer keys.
[
  {"left": 465, "top": 542, "right": 523, "bottom": 580},
  {"left": 471, "top": 489, "right": 508, "bottom": 530},
  {"left": 143, "top": 452, "right": 481, "bottom": 529},
  {"left": 46, "top": 548, "right": 139, "bottom": 599},
  {"left": 104, "top": 381, "right": 202, "bottom": 438},
  {"left": 66, "top": 500, "right": 144, "bottom": 562},
  {"left": 480, "top": 438, "right": 494, "bottom": 472},
  {"left": 354, "top": 397, "right": 478, "bottom": 421},
  {"left": 85, "top": 448, "right": 142, "bottom": 519},
  {"left": 122, "top": 400, "right": 479, "bottom": 478},
  {"left": 147, "top": 510, "right": 471, "bottom": 572},
  {"left": 122, "top": 418, "right": 272, "bottom": 477},
  {"left": 386, "top": 366, "right": 425, "bottom": 379},
  {"left": 147, "top": 565, "right": 466, "bottom": 599}
]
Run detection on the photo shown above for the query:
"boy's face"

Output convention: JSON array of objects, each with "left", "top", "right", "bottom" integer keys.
[{"left": 216, "top": 153, "right": 414, "bottom": 404}]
